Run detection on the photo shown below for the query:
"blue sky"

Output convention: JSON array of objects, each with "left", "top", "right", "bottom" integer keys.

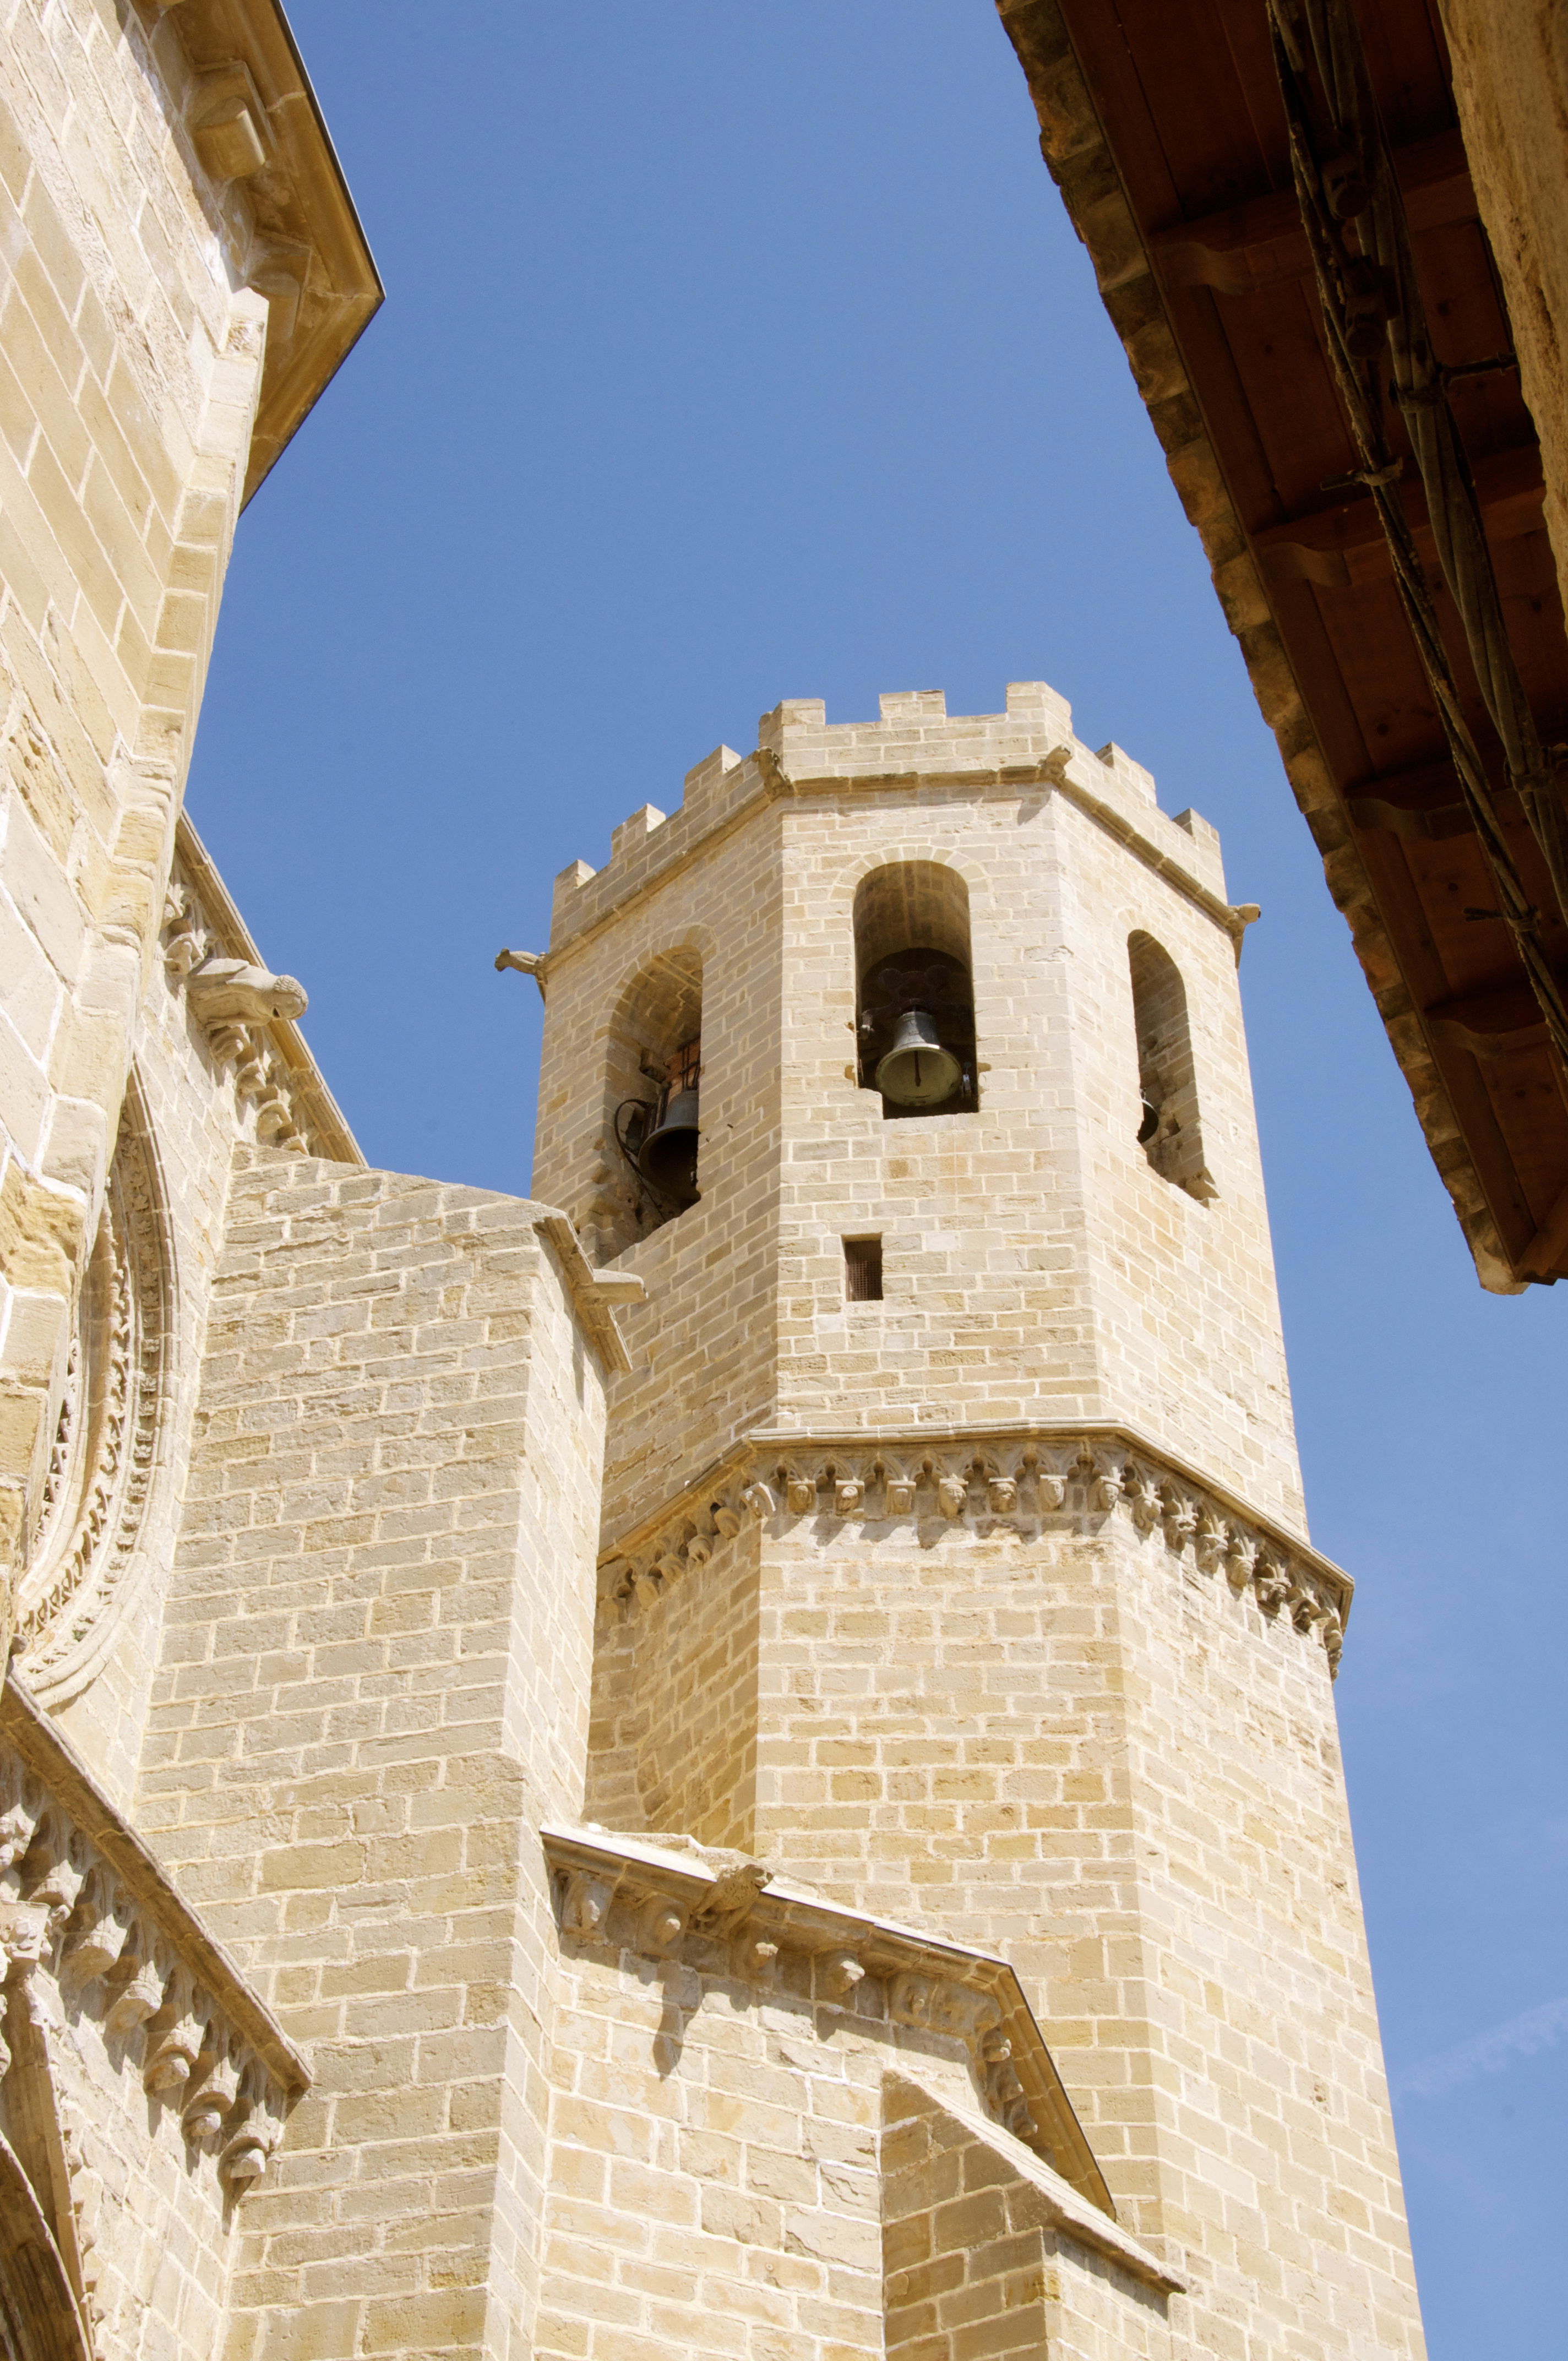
[{"left": 188, "top": 7, "right": 1566, "bottom": 2346}]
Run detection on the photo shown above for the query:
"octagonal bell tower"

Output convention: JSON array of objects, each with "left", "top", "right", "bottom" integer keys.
[{"left": 528, "top": 683, "right": 1424, "bottom": 2360}]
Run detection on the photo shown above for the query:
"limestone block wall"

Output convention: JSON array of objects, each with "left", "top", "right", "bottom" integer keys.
[
  {"left": 1, "top": 1677, "right": 309, "bottom": 2361},
  {"left": 534, "top": 789, "right": 787, "bottom": 1547},
  {"left": 883, "top": 2080, "right": 1171, "bottom": 2361},
  {"left": 0, "top": 0, "right": 272, "bottom": 1636},
  {"left": 133, "top": 1151, "right": 614, "bottom": 2361},
  {"left": 39, "top": 935, "right": 261, "bottom": 1807},
  {"left": 587, "top": 1525, "right": 761, "bottom": 1847},
  {"left": 537, "top": 1826, "right": 1176, "bottom": 2361},
  {"left": 726, "top": 1505, "right": 1419, "bottom": 2360},
  {"left": 773, "top": 753, "right": 1300, "bottom": 1528}
]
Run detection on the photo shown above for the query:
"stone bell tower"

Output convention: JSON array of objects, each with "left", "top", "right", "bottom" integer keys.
[{"left": 531, "top": 683, "right": 1426, "bottom": 2360}]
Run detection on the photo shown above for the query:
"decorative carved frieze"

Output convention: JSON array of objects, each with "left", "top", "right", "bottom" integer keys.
[
  {"left": 542, "top": 1821, "right": 1130, "bottom": 2237},
  {"left": 162, "top": 882, "right": 312, "bottom": 1151},
  {"left": 0, "top": 1675, "right": 306, "bottom": 2201},
  {"left": 599, "top": 1424, "right": 1348, "bottom": 1673},
  {"left": 159, "top": 818, "right": 360, "bottom": 1163}
]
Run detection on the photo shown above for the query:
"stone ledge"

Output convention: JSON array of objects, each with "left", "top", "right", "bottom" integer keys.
[
  {"left": 534, "top": 1214, "right": 643, "bottom": 1375},
  {"left": 543, "top": 1819, "right": 1187, "bottom": 2295},
  {"left": 598, "top": 1420, "right": 1351, "bottom": 1672}
]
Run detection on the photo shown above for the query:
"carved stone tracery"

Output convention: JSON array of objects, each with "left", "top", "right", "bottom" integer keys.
[{"left": 17, "top": 1091, "right": 172, "bottom": 1704}]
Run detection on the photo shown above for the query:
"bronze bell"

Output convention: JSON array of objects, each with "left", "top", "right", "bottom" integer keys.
[
  {"left": 874, "top": 1009, "right": 962, "bottom": 1107},
  {"left": 638, "top": 1082, "right": 700, "bottom": 1206}
]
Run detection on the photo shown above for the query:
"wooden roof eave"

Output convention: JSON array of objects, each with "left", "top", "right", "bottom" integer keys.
[{"left": 994, "top": 0, "right": 1527, "bottom": 1294}]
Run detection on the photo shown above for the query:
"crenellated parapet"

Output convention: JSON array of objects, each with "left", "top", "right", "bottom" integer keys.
[
  {"left": 0, "top": 1674, "right": 307, "bottom": 2200},
  {"left": 599, "top": 1421, "right": 1351, "bottom": 1672},
  {"left": 543, "top": 683, "right": 1253, "bottom": 965}
]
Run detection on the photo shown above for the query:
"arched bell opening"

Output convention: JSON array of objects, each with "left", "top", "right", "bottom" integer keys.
[
  {"left": 1128, "top": 931, "right": 1216, "bottom": 1202},
  {"left": 853, "top": 863, "right": 978, "bottom": 1120},
  {"left": 594, "top": 946, "right": 704, "bottom": 1259}
]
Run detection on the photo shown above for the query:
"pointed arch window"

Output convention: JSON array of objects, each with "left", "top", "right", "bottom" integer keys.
[{"left": 1128, "top": 932, "right": 1215, "bottom": 1201}]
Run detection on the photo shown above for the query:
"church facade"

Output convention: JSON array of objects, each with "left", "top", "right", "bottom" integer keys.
[{"left": 0, "top": 4, "right": 1426, "bottom": 2358}]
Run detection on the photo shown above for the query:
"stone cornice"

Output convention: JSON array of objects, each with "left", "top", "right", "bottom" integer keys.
[
  {"left": 598, "top": 1422, "right": 1351, "bottom": 1673},
  {"left": 141, "top": 0, "right": 383, "bottom": 503},
  {"left": 166, "top": 814, "right": 362, "bottom": 1165},
  {"left": 543, "top": 1821, "right": 1186, "bottom": 2293},
  {"left": 0, "top": 1672, "right": 307, "bottom": 2190}
]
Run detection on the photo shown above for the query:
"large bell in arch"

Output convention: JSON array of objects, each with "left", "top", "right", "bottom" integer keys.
[
  {"left": 637, "top": 1038, "right": 701, "bottom": 1208},
  {"left": 874, "top": 1008, "right": 962, "bottom": 1107}
]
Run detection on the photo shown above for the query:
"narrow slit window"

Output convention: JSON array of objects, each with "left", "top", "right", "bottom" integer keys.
[{"left": 845, "top": 1237, "right": 883, "bottom": 1302}]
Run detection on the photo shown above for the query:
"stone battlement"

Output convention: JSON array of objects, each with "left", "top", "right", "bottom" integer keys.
[{"left": 547, "top": 682, "right": 1234, "bottom": 955}]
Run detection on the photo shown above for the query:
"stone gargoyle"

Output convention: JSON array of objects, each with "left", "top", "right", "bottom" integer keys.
[{"left": 184, "top": 956, "right": 308, "bottom": 1026}]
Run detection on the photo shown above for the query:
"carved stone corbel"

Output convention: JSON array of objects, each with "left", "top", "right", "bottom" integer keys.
[
  {"left": 1124, "top": 1464, "right": 1162, "bottom": 1536},
  {"left": 1088, "top": 1451, "right": 1126, "bottom": 1511},
  {"left": 881, "top": 1459, "right": 917, "bottom": 1516},
  {"left": 182, "top": 2048, "right": 240, "bottom": 2144},
  {"left": 1194, "top": 1507, "right": 1227, "bottom": 1575},
  {"left": 636, "top": 1895, "right": 688, "bottom": 1959},
  {"left": 890, "top": 1972, "right": 935, "bottom": 2027},
  {"left": 818, "top": 1950, "right": 865, "bottom": 2002},
  {"left": 560, "top": 1872, "right": 617, "bottom": 1942}
]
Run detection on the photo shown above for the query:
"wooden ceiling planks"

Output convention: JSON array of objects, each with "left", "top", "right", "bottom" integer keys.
[{"left": 1004, "top": 0, "right": 1568, "bottom": 1284}]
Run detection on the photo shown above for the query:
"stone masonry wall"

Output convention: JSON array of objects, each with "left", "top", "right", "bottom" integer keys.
[
  {"left": 882, "top": 2079, "right": 1170, "bottom": 2361},
  {"left": 133, "top": 1150, "right": 611, "bottom": 2361},
  {"left": 537, "top": 1900, "right": 1170, "bottom": 2361},
  {"left": 0, "top": 1896, "right": 235, "bottom": 2360},
  {"left": 728, "top": 1503, "right": 1422, "bottom": 2360},
  {"left": 586, "top": 1528, "right": 761, "bottom": 1848},
  {"left": 0, "top": 0, "right": 270, "bottom": 1638},
  {"left": 534, "top": 793, "right": 786, "bottom": 1548}
]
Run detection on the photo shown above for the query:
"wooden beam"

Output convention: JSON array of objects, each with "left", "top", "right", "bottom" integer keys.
[
  {"left": 1150, "top": 128, "right": 1473, "bottom": 295},
  {"left": 1517, "top": 1173, "right": 1568, "bottom": 1280},
  {"left": 1253, "top": 443, "right": 1545, "bottom": 589}
]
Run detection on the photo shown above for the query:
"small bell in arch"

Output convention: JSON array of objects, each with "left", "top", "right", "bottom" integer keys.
[
  {"left": 874, "top": 1010, "right": 962, "bottom": 1108},
  {"left": 636, "top": 1037, "right": 701, "bottom": 1207}
]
